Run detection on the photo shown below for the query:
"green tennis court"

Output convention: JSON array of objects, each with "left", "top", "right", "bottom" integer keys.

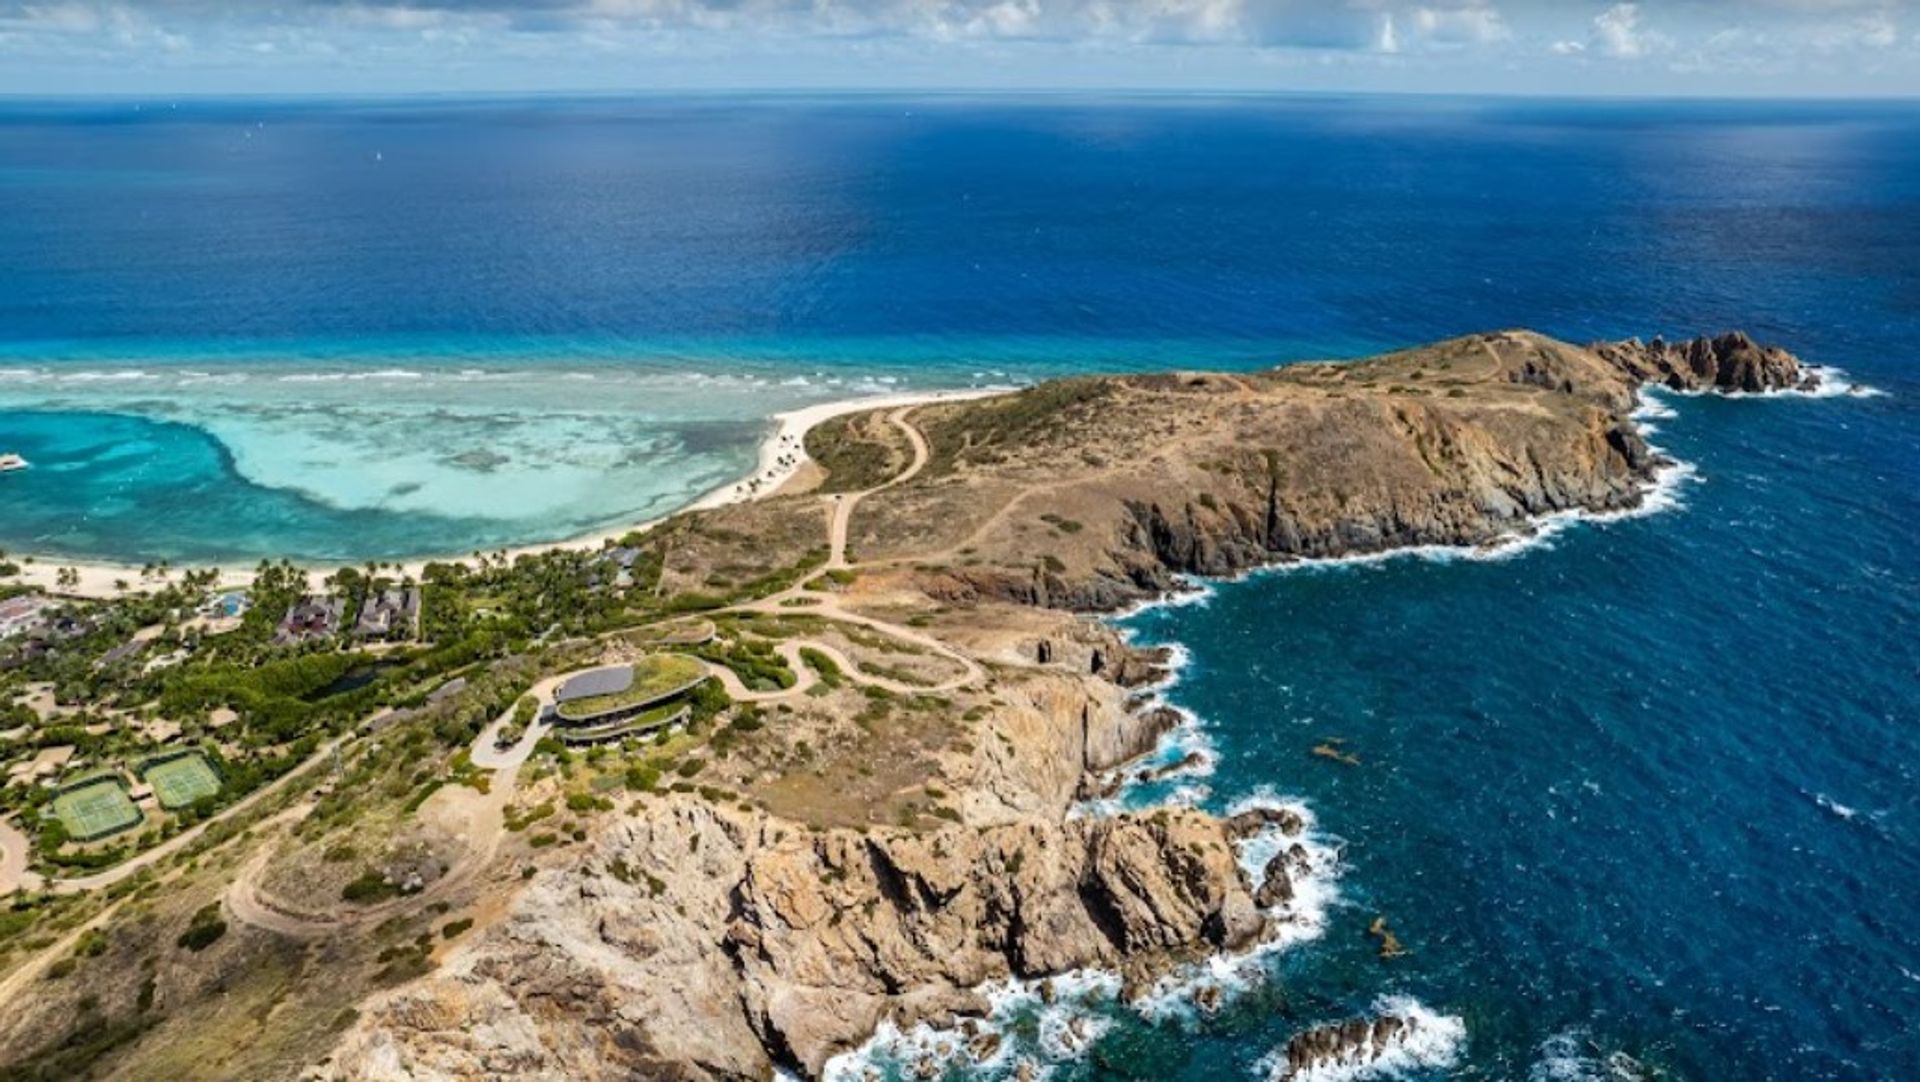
[
  {"left": 52, "top": 778, "right": 143, "bottom": 842},
  {"left": 141, "top": 754, "right": 223, "bottom": 810}
]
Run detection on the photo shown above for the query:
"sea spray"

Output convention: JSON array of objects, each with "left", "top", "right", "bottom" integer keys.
[
  {"left": 1131, "top": 791, "right": 1346, "bottom": 1025},
  {"left": 1527, "top": 1029, "right": 1656, "bottom": 1082},
  {"left": 1253, "top": 996, "right": 1467, "bottom": 1082},
  {"left": 820, "top": 971, "right": 1124, "bottom": 1082}
]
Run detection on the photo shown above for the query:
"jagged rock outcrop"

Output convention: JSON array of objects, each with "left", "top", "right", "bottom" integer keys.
[
  {"left": 1595, "top": 331, "right": 1819, "bottom": 394},
  {"left": 1274, "top": 1013, "right": 1423, "bottom": 1081},
  {"left": 329, "top": 799, "right": 1267, "bottom": 1080}
]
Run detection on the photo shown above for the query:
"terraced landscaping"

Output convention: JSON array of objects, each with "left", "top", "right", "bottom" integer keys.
[{"left": 556, "top": 703, "right": 692, "bottom": 745}]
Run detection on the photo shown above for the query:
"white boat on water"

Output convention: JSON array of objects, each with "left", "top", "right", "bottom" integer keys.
[{"left": 0, "top": 453, "right": 28, "bottom": 472}]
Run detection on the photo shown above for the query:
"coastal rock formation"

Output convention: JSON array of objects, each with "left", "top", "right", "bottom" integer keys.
[
  {"left": 1272, "top": 1013, "right": 1423, "bottom": 1081},
  {"left": 1595, "top": 331, "right": 1820, "bottom": 395},
  {"left": 869, "top": 330, "right": 1815, "bottom": 611},
  {"left": 328, "top": 798, "right": 1268, "bottom": 1080}
]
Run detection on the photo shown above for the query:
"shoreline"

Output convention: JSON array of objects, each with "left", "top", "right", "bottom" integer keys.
[
  {"left": 2, "top": 385, "right": 1015, "bottom": 601},
  {"left": 858, "top": 385, "right": 1723, "bottom": 1082},
  {"left": 4, "top": 357, "right": 1879, "bottom": 604}
]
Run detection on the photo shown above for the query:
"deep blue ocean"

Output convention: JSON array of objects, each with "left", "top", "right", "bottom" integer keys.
[{"left": 1, "top": 96, "right": 1916, "bottom": 1078}]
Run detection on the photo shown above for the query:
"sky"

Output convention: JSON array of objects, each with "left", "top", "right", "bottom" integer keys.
[{"left": 1, "top": 1, "right": 1918, "bottom": 96}]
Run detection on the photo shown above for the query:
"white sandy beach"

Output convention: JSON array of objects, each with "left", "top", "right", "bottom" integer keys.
[{"left": 3, "top": 386, "right": 1014, "bottom": 601}]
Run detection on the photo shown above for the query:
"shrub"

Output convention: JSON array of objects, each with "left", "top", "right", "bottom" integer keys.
[
  {"left": 176, "top": 904, "right": 227, "bottom": 952},
  {"left": 341, "top": 870, "right": 400, "bottom": 904},
  {"left": 74, "top": 928, "right": 110, "bottom": 958}
]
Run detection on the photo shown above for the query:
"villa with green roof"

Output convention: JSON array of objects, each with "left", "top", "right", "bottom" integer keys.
[{"left": 547, "top": 655, "right": 707, "bottom": 745}]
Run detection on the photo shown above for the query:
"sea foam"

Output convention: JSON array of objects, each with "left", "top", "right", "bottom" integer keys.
[
  {"left": 1527, "top": 1029, "right": 1655, "bottom": 1081},
  {"left": 1255, "top": 996, "right": 1467, "bottom": 1082}
]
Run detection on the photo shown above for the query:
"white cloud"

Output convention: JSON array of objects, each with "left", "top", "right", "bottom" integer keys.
[
  {"left": 0, "top": 0, "right": 1916, "bottom": 94},
  {"left": 1551, "top": 2, "right": 1671, "bottom": 60},
  {"left": 1409, "top": 3, "right": 1508, "bottom": 47},
  {"left": 342, "top": 6, "right": 451, "bottom": 32},
  {"left": 1592, "top": 2, "right": 1656, "bottom": 58},
  {"left": 1805, "top": 11, "right": 1898, "bottom": 49},
  {"left": 13, "top": 2, "right": 106, "bottom": 33}
]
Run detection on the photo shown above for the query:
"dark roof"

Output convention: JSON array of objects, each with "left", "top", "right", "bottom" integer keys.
[
  {"left": 555, "top": 666, "right": 634, "bottom": 704},
  {"left": 428, "top": 676, "right": 468, "bottom": 703}
]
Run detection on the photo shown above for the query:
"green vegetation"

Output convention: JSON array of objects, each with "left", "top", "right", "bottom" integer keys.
[
  {"left": 556, "top": 703, "right": 690, "bottom": 745},
  {"left": 805, "top": 412, "right": 909, "bottom": 493},
  {"left": 342, "top": 869, "right": 403, "bottom": 904},
  {"left": 924, "top": 379, "right": 1113, "bottom": 473},
  {"left": 504, "top": 801, "right": 555, "bottom": 833},
  {"left": 802, "top": 648, "right": 848, "bottom": 690},
  {"left": 692, "top": 638, "right": 795, "bottom": 694},
  {"left": 552, "top": 654, "right": 706, "bottom": 723},
  {"left": 175, "top": 902, "right": 227, "bottom": 952}
]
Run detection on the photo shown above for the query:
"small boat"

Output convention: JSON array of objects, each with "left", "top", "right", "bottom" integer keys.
[{"left": 0, "top": 453, "right": 28, "bottom": 473}]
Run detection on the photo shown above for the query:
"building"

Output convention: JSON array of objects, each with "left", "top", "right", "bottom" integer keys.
[
  {"left": 95, "top": 639, "right": 146, "bottom": 669},
  {"left": 551, "top": 666, "right": 637, "bottom": 722},
  {"left": 0, "top": 595, "right": 55, "bottom": 641},
  {"left": 354, "top": 587, "right": 420, "bottom": 640},
  {"left": 5, "top": 744, "right": 75, "bottom": 785},
  {"left": 276, "top": 596, "right": 346, "bottom": 644},
  {"left": 547, "top": 662, "right": 700, "bottom": 745},
  {"left": 585, "top": 546, "right": 644, "bottom": 592}
]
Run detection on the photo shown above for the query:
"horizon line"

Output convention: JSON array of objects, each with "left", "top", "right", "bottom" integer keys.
[{"left": 2, "top": 86, "right": 1918, "bottom": 105}]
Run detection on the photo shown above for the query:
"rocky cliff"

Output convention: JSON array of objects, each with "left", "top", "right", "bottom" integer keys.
[
  {"left": 880, "top": 330, "right": 1814, "bottom": 611},
  {"left": 328, "top": 796, "right": 1304, "bottom": 1080},
  {"left": 1595, "top": 330, "right": 1821, "bottom": 395}
]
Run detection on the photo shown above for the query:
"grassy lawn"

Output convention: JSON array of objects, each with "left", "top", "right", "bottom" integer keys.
[
  {"left": 53, "top": 777, "right": 144, "bottom": 841},
  {"left": 141, "top": 753, "right": 223, "bottom": 810},
  {"left": 555, "top": 654, "right": 706, "bottom": 722}
]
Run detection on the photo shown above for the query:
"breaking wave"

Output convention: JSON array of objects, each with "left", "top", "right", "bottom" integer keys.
[{"left": 1255, "top": 996, "right": 1467, "bottom": 1082}]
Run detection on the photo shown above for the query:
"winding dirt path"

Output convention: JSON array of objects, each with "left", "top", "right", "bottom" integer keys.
[
  {"left": 225, "top": 770, "right": 518, "bottom": 941},
  {"left": 470, "top": 675, "right": 564, "bottom": 771},
  {"left": 828, "top": 408, "right": 931, "bottom": 569}
]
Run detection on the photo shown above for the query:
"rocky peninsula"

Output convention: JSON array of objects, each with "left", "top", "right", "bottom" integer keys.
[
  {"left": 321, "top": 331, "right": 1815, "bottom": 1080},
  {"left": 0, "top": 330, "right": 1817, "bottom": 1081}
]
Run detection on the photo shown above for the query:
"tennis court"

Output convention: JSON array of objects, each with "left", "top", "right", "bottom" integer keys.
[
  {"left": 141, "top": 753, "right": 223, "bottom": 810},
  {"left": 52, "top": 777, "right": 143, "bottom": 841}
]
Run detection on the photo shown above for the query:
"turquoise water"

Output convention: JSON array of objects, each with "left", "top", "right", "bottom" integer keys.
[
  {"left": 3, "top": 96, "right": 1918, "bottom": 1079},
  {"left": 6, "top": 94, "right": 1915, "bottom": 565}
]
